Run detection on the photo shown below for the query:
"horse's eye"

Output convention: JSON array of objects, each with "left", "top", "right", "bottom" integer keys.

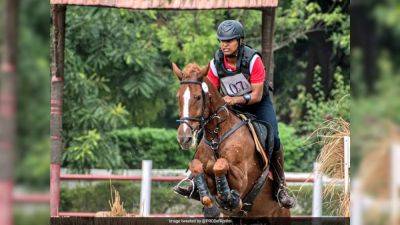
[{"left": 194, "top": 95, "right": 201, "bottom": 101}]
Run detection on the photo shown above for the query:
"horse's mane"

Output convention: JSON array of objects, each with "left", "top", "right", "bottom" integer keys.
[
  {"left": 182, "top": 63, "right": 202, "bottom": 79},
  {"left": 181, "top": 62, "right": 224, "bottom": 103}
]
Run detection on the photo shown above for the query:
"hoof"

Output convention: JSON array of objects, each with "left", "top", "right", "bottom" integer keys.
[
  {"left": 202, "top": 196, "right": 213, "bottom": 207},
  {"left": 203, "top": 205, "right": 220, "bottom": 218}
]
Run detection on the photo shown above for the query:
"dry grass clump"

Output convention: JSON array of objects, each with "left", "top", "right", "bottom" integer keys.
[
  {"left": 95, "top": 182, "right": 128, "bottom": 217},
  {"left": 359, "top": 123, "right": 400, "bottom": 197},
  {"left": 109, "top": 185, "right": 127, "bottom": 216},
  {"left": 312, "top": 117, "right": 350, "bottom": 216},
  {"left": 357, "top": 123, "right": 400, "bottom": 225}
]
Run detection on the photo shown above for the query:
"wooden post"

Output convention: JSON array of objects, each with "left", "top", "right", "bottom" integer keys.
[
  {"left": 312, "top": 162, "right": 323, "bottom": 217},
  {"left": 344, "top": 136, "right": 350, "bottom": 195},
  {"left": 391, "top": 144, "right": 400, "bottom": 225},
  {"left": 50, "top": 4, "right": 66, "bottom": 217},
  {"left": 0, "top": 0, "right": 19, "bottom": 224},
  {"left": 261, "top": 8, "right": 276, "bottom": 96},
  {"left": 139, "top": 160, "right": 152, "bottom": 217}
]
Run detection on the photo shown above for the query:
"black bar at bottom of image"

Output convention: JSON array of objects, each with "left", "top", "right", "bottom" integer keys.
[{"left": 50, "top": 217, "right": 350, "bottom": 225}]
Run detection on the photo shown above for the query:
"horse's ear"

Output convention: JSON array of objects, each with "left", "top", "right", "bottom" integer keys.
[
  {"left": 172, "top": 63, "right": 183, "bottom": 80},
  {"left": 200, "top": 63, "right": 210, "bottom": 78}
]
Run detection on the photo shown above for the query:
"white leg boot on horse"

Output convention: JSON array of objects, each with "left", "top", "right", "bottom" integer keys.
[{"left": 271, "top": 144, "right": 296, "bottom": 209}]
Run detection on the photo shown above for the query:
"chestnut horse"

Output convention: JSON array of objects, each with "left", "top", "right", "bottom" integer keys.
[{"left": 172, "top": 62, "right": 290, "bottom": 217}]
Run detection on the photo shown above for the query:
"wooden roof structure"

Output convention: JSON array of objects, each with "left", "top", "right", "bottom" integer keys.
[{"left": 50, "top": 0, "right": 278, "bottom": 10}]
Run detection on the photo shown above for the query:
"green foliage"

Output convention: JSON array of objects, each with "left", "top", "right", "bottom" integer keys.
[
  {"left": 62, "top": 127, "right": 192, "bottom": 170},
  {"left": 15, "top": 0, "right": 50, "bottom": 187},
  {"left": 14, "top": 206, "right": 49, "bottom": 225},
  {"left": 278, "top": 123, "right": 308, "bottom": 172},
  {"left": 60, "top": 182, "right": 202, "bottom": 214},
  {"left": 63, "top": 7, "right": 181, "bottom": 170},
  {"left": 15, "top": 139, "right": 50, "bottom": 188},
  {"left": 112, "top": 128, "right": 192, "bottom": 169},
  {"left": 277, "top": 66, "right": 350, "bottom": 171},
  {"left": 275, "top": 0, "right": 349, "bottom": 52},
  {"left": 156, "top": 11, "right": 219, "bottom": 66},
  {"left": 155, "top": 10, "right": 267, "bottom": 66},
  {"left": 291, "top": 66, "right": 350, "bottom": 134},
  {"left": 351, "top": 52, "right": 400, "bottom": 169},
  {"left": 374, "top": 0, "right": 400, "bottom": 37},
  {"left": 64, "top": 7, "right": 173, "bottom": 129},
  {"left": 274, "top": 0, "right": 349, "bottom": 122},
  {"left": 63, "top": 129, "right": 125, "bottom": 172}
]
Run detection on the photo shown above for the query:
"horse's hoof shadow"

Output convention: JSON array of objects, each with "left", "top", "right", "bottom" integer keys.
[{"left": 203, "top": 204, "right": 220, "bottom": 218}]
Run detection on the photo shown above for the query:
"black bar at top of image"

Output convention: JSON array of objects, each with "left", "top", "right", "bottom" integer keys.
[{"left": 50, "top": 217, "right": 350, "bottom": 225}]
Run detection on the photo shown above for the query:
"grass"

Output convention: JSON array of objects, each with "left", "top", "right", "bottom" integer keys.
[{"left": 311, "top": 117, "right": 350, "bottom": 216}]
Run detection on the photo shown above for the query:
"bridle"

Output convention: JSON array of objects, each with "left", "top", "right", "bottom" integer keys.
[
  {"left": 176, "top": 80, "right": 209, "bottom": 133},
  {"left": 176, "top": 77, "right": 231, "bottom": 154}
]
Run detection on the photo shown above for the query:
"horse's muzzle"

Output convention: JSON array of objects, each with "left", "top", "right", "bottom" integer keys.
[{"left": 177, "top": 135, "right": 193, "bottom": 150}]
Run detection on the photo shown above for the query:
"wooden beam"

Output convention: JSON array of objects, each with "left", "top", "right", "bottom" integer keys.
[
  {"left": 0, "top": 0, "right": 19, "bottom": 224},
  {"left": 261, "top": 8, "right": 276, "bottom": 95},
  {"left": 50, "top": 4, "right": 66, "bottom": 218},
  {"left": 49, "top": 0, "right": 278, "bottom": 10}
]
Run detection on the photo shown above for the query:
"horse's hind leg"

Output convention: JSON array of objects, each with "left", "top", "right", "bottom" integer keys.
[
  {"left": 189, "top": 159, "right": 220, "bottom": 218},
  {"left": 213, "top": 158, "right": 242, "bottom": 212}
]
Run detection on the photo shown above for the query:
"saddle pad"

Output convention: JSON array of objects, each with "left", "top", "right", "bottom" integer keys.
[
  {"left": 238, "top": 114, "right": 270, "bottom": 170},
  {"left": 252, "top": 119, "right": 274, "bottom": 159}
]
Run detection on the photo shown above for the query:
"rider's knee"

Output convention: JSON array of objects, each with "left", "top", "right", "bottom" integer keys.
[{"left": 273, "top": 136, "right": 281, "bottom": 152}]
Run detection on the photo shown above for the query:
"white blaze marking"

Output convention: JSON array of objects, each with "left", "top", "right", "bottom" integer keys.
[
  {"left": 201, "top": 82, "right": 209, "bottom": 93},
  {"left": 182, "top": 87, "right": 191, "bottom": 132}
]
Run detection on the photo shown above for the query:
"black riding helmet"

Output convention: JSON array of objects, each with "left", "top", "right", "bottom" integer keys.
[{"left": 217, "top": 20, "right": 244, "bottom": 41}]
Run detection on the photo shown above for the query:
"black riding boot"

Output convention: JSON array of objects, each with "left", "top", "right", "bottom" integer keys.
[
  {"left": 173, "top": 131, "right": 204, "bottom": 200},
  {"left": 271, "top": 145, "right": 296, "bottom": 208},
  {"left": 173, "top": 174, "right": 200, "bottom": 201}
]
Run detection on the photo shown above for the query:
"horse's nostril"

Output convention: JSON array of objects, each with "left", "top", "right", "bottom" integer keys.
[{"left": 178, "top": 136, "right": 193, "bottom": 145}]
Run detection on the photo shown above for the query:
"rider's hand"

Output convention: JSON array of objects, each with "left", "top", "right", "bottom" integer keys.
[{"left": 223, "top": 96, "right": 243, "bottom": 106}]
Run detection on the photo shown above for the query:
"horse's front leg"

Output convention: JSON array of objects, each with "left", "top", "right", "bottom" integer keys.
[
  {"left": 213, "top": 158, "right": 245, "bottom": 212},
  {"left": 189, "top": 159, "right": 220, "bottom": 218}
]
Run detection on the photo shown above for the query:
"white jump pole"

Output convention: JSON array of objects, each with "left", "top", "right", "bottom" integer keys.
[
  {"left": 344, "top": 136, "right": 350, "bottom": 195},
  {"left": 139, "top": 160, "right": 152, "bottom": 217},
  {"left": 391, "top": 144, "right": 400, "bottom": 225},
  {"left": 312, "top": 162, "right": 323, "bottom": 217},
  {"left": 350, "top": 179, "right": 363, "bottom": 225}
]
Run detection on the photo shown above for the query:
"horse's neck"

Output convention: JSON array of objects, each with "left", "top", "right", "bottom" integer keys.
[{"left": 204, "top": 79, "right": 239, "bottom": 138}]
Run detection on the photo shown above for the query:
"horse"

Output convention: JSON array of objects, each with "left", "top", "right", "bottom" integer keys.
[{"left": 172, "top": 62, "right": 290, "bottom": 217}]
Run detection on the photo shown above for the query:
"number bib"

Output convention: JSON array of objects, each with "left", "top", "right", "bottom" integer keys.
[{"left": 220, "top": 73, "right": 252, "bottom": 97}]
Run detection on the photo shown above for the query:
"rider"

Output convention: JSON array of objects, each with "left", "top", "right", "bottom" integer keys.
[{"left": 174, "top": 20, "right": 295, "bottom": 209}]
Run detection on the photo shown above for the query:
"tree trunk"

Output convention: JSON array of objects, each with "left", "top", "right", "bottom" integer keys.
[
  {"left": 261, "top": 8, "right": 276, "bottom": 98},
  {"left": 305, "top": 31, "right": 334, "bottom": 98}
]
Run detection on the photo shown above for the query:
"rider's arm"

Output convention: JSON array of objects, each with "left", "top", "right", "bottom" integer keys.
[
  {"left": 207, "top": 60, "right": 220, "bottom": 88},
  {"left": 233, "top": 56, "right": 266, "bottom": 105},
  {"left": 230, "top": 83, "right": 263, "bottom": 105}
]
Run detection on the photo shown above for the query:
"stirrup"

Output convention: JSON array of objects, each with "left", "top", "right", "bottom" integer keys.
[{"left": 173, "top": 176, "right": 195, "bottom": 198}]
